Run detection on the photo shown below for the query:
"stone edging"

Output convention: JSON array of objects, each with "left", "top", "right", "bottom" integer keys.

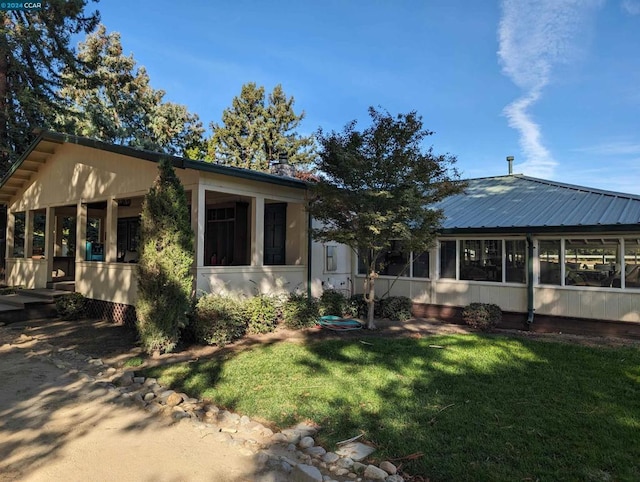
[{"left": 5, "top": 330, "right": 406, "bottom": 482}]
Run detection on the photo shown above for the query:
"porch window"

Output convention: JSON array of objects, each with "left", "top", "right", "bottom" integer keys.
[
  {"left": 264, "top": 203, "right": 286, "bottom": 265},
  {"left": 117, "top": 217, "right": 140, "bottom": 262},
  {"left": 31, "top": 211, "right": 46, "bottom": 258},
  {"left": 564, "top": 239, "right": 619, "bottom": 287},
  {"left": 539, "top": 240, "right": 561, "bottom": 285},
  {"left": 460, "top": 239, "right": 502, "bottom": 282},
  {"left": 505, "top": 240, "right": 526, "bottom": 283},
  {"left": 205, "top": 202, "right": 249, "bottom": 266},
  {"left": 13, "top": 212, "right": 25, "bottom": 257},
  {"left": 412, "top": 251, "right": 430, "bottom": 278},
  {"left": 325, "top": 246, "right": 337, "bottom": 272},
  {"left": 357, "top": 242, "right": 429, "bottom": 278},
  {"left": 622, "top": 239, "right": 640, "bottom": 289},
  {"left": 85, "top": 217, "right": 104, "bottom": 261},
  {"left": 439, "top": 240, "right": 456, "bottom": 279}
]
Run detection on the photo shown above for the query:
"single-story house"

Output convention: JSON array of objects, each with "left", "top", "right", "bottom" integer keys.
[
  {"left": 1, "top": 131, "right": 638, "bottom": 334},
  {"left": 352, "top": 174, "right": 640, "bottom": 334},
  {"left": 0, "top": 131, "right": 311, "bottom": 322}
]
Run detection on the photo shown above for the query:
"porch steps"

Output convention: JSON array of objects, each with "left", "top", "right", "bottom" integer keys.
[
  {"left": 0, "top": 288, "right": 68, "bottom": 324},
  {"left": 46, "top": 281, "right": 76, "bottom": 292}
]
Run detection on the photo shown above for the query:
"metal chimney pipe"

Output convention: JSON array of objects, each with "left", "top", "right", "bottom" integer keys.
[{"left": 506, "top": 156, "right": 514, "bottom": 175}]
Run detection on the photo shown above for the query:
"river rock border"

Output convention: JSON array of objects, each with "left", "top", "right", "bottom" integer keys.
[{"left": 8, "top": 331, "right": 405, "bottom": 482}]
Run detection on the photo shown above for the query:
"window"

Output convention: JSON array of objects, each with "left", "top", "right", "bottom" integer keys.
[
  {"left": 505, "top": 240, "right": 526, "bottom": 283},
  {"left": 31, "top": 211, "right": 46, "bottom": 257},
  {"left": 564, "top": 239, "right": 619, "bottom": 287},
  {"left": 325, "top": 246, "right": 337, "bottom": 272},
  {"left": 86, "top": 217, "right": 104, "bottom": 261},
  {"left": 117, "top": 217, "right": 140, "bottom": 262},
  {"left": 264, "top": 203, "right": 286, "bottom": 265},
  {"left": 623, "top": 239, "right": 640, "bottom": 289},
  {"left": 357, "top": 242, "right": 428, "bottom": 278},
  {"left": 205, "top": 202, "right": 249, "bottom": 266},
  {"left": 539, "top": 240, "right": 561, "bottom": 285},
  {"left": 13, "top": 212, "right": 25, "bottom": 257},
  {"left": 412, "top": 251, "right": 430, "bottom": 278},
  {"left": 439, "top": 240, "right": 456, "bottom": 279},
  {"left": 461, "top": 239, "right": 502, "bottom": 282}
]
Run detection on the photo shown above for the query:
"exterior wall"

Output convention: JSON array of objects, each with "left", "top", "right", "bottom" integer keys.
[
  {"left": 195, "top": 265, "right": 306, "bottom": 297},
  {"left": 434, "top": 280, "right": 527, "bottom": 312},
  {"left": 6, "top": 258, "right": 48, "bottom": 288},
  {"left": 309, "top": 222, "right": 353, "bottom": 298},
  {"left": 75, "top": 262, "right": 138, "bottom": 305}
]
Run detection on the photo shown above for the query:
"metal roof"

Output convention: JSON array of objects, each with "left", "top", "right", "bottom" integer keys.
[
  {"left": 436, "top": 174, "right": 640, "bottom": 234},
  {"left": 0, "top": 130, "right": 307, "bottom": 205}
]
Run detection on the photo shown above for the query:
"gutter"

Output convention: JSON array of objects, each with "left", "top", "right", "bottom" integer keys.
[
  {"left": 526, "top": 233, "right": 535, "bottom": 325},
  {"left": 307, "top": 208, "right": 312, "bottom": 298}
]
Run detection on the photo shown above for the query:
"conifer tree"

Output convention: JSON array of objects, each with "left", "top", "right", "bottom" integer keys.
[
  {"left": 208, "top": 82, "right": 315, "bottom": 170},
  {"left": 0, "top": 0, "right": 100, "bottom": 175},
  {"left": 136, "top": 158, "right": 194, "bottom": 354}
]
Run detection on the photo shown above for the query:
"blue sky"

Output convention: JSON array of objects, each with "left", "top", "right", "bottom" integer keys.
[{"left": 93, "top": 0, "right": 640, "bottom": 194}]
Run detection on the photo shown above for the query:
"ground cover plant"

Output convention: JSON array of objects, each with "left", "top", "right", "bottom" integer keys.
[{"left": 143, "top": 335, "right": 640, "bottom": 480}]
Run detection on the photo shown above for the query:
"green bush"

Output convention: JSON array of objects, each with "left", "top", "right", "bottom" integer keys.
[
  {"left": 319, "top": 289, "right": 353, "bottom": 317},
  {"left": 462, "top": 303, "right": 502, "bottom": 331},
  {"left": 380, "top": 296, "right": 413, "bottom": 321},
  {"left": 136, "top": 158, "right": 194, "bottom": 354},
  {"left": 244, "top": 294, "right": 280, "bottom": 334},
  {"left": 55, "top": 292, "right": 88, "bottom": 320},
  {"left": 282, "top": 292, "right": 319, "bottom": 329},
  {"left": 192, "top": 294, "right": 247, "bottom": 346}
]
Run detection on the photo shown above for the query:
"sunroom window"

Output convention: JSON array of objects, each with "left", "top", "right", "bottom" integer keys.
[
  {"left": 460, "top": 239, "right": 502, "bottom": 282},
  {"left": 564, "top": 239, "right": 619, "bottom": 287}
]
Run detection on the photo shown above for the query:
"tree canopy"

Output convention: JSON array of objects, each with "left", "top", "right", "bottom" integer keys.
[
  {"left": 0, "top": 0, "right": 100, "bottom": 174},
  {"left": 208, "top": 82, "right": 315, "bottom": 171},
  {"left": 308, "top": 107, "right": 465, "bottom": 328},
  {"left": 56, "top": 25, "right": 204, "bottom": 157}
]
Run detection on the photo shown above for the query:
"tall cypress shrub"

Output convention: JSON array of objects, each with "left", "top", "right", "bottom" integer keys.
[{"left": 136, "top": 158, "right": 194, "bottom": 354}]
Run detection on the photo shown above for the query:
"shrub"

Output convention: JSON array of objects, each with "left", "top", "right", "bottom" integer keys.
[
  {"left": 282, "top": 292, "right": 319, "bottom": 329},
  {"left": 319, "top": 289, "right": 351, "bottom": 317},
  {"left": 55, "top": 292, "right": 88, "bottom": 320},
  {"left": 380, "top": 296, "right": 413, "bottom": 321},
  {"left": 245, "top": 294, "right": 280, "bottom": 334},
  {"left": 192, "top": 294, "right": 246, "bottom": 346},
  {"left": 136, "top": 158, "right": 194, "bottom": 355},
  {"left": 462, "top": 303, "right": 502, "bottom": 332}
]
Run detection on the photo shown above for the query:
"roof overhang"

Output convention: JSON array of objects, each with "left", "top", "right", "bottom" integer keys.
[
  {"left": 0, "top": 131, "right": 308, "bottom": 206},
  {"left": 439, "top": 224, "right": 640, "bottom": 236}
]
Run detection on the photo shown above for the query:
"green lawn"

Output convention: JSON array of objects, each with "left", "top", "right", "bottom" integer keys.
[{"left": 143, "top": 335, "right": 640, "bottom": 481}]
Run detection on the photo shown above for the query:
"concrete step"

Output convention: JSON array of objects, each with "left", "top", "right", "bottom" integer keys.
[
  {"left": 16, "top": 288, "right": 70, "bottom": 301},
  {"left": 46, "top": 281, "right": 76, "bottom": 292}
]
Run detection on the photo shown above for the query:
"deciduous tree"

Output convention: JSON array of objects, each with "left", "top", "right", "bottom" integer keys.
[
  {"left": 308, "top": 107, "right": 465, "bottom": 329},
  {"left": 0, "top": 0, "right": 100, "bottom": 175}
]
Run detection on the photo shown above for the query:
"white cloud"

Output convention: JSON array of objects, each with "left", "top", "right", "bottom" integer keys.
[
  {"left": 573, "top": 141, "right": 640, "bottom": 156},
  {"left": 622, "top": 0, "right": 640, "bottom": 15},
  {"left": 498, "top": 0, "right": 604, "bottom": 178}
]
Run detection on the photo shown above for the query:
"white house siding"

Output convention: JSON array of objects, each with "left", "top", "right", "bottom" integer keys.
[
  {"left": 195, "top": 265, "right": 305, "bottom": 297},
  {"left": 5, "top": 258, "right": 48, "bottom": 289},
  {"left": 75, "top": 262, "right": 137, "bottom": 305},
  {"left": 535, "top": 286, "right": 640, "bottom": 322}
]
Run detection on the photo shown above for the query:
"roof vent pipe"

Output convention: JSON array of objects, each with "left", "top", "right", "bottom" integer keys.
[{"left": 506, "top": 156, "right": 514, "bottom": 175}]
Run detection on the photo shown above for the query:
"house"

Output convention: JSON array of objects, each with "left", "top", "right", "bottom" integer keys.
[
  {"left": 2, "top": 132, "right": 639, "bottom": 334},
  {"left": 0, "top": 131, "right": 311, "bottom": 323},
  {"left": 351, "top": 174, "right": 640, "bottom": 334}
]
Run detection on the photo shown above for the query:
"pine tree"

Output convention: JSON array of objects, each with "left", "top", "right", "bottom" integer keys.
[
  {"left": 208, "top": 82, "right": 315, "bottom": 170},
  {"left": 57, "top": 25, "right": 204, "bottom": 157},
  {"left": 0, "top": 0, "right": 100, "bottom": 175},
  {"left": 136, "top": 158, "right": 194, "bottom": 354}
]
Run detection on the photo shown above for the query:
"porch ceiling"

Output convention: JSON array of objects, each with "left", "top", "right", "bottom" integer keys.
[{"left": 0, "top": 137, "right": 63, "bottom": 205}]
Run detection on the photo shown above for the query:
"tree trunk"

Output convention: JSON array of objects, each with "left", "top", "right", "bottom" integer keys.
[{"left": 365, "top": 271, "right": 377, "bottom": 330}]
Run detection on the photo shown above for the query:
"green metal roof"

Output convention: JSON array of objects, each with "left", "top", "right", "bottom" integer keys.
[
  {"left": 0, "top": 130, "right": 307, "bottom": 204},
  {"left": 437, "top": 174, "right": 640, "bottom": 234}
]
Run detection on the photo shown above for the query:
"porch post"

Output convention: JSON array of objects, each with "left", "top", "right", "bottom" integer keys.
[
  {"left": 24, "top": 210, "right": 34, "bottom": 258},
  {"left": 252, "top": 196, "right": 265, "bottom": 266},
  {"left": 5, "top": 208, "right": 14, "bottom": 259},
  {"left": 45, "top": 206, "right": 55, "bottom": 278},
  {"left": 192, "top": 186, "right": 205, "bottom": 267},
  {"left": 76, "top": 202, "right": 87, "bottom": 261},
  {"left": 105, "top": 197, "right": 118, "bottom": 263}
]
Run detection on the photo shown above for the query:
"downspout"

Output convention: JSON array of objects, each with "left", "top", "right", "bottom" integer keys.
[
  {"left": 526, "top": 233, "right": 535, "bottom": 325},
  {"left": 307, "top": 209, "right": 312, "bottom": 299}
]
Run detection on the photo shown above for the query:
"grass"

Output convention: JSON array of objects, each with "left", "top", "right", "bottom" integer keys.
[{"left": 143, "top": 334, "right": 640, "bottom": 481}]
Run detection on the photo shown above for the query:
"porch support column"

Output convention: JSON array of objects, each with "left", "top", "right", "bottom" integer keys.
[
  {"left": 24, "top": 210, "right": 34, "bottom": 258},
  {"left": 45, "top": 206, "right": 55, "bottom": 278},
  {"left": 5, "top": 208, "right": 14, "bottom": 259},
  {"left": 105, "top": 197, "right": 118, "bottom": 263},
  {"left": 192, "top": 185, "right": 205, "bottom": 267},
  {"left": 76, "top": 202, "right": 87, "bottom": 262},
  {"left": 252, "top": 196, "right": 265, "bottom": 266}
]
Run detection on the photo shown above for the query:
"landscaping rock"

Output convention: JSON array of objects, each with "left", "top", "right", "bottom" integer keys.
[
  {"left": 299, "top": 436, "right": 315, "bottom": 449},
  {"left": 364, "top": 464, "right": 388, "bottom": 480},
  {"left": 305, "top": 446, "right": 326, "bottom": 457},
  {"left": 335, "top": 442, "right": 375, "bottom": 461},
  {"left": 379, "top": 461, "right": 397, "bottom": 475},
  {"left": 166, "top": 392, "right": 183, "bottom": 407},
  {"left": 291, "top": 463, "right": 323, "bottom": 482},
  {"left": 386, "top": 475, "right": 404, "bottom": 482},
  {"left": 322, "top": 452, "right": 340, "bottom": 464}
]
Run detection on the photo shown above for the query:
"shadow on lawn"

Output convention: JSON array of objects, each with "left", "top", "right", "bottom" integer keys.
[{"left": 295, "top": 332, "right": 640, "bottom": 481}]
